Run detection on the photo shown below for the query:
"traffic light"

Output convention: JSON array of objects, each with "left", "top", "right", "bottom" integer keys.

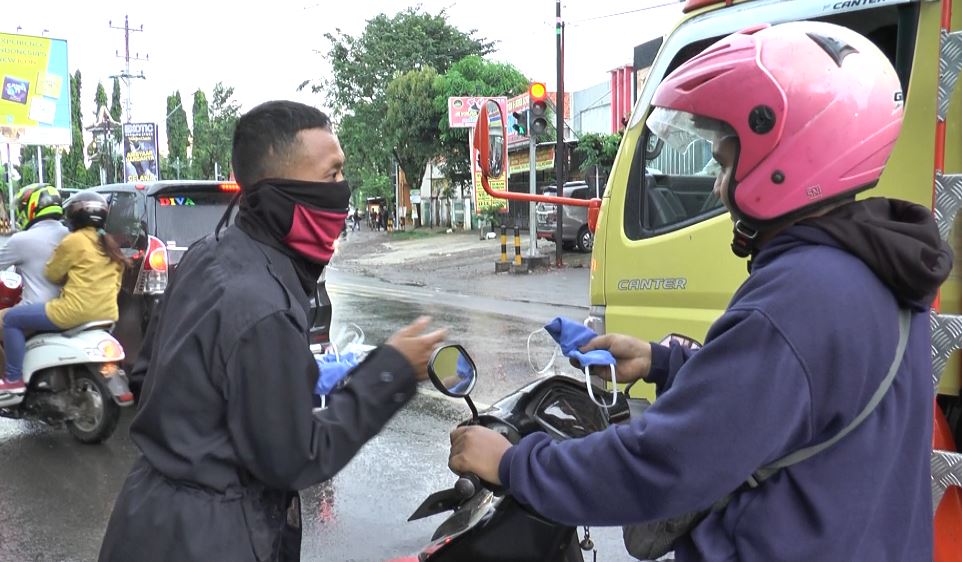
[
  {"left": 529, "top": 82, "right": 549, "bottom": 136},
  {"left": 512, "top": 109, "right": 529, "bottom": 136}
]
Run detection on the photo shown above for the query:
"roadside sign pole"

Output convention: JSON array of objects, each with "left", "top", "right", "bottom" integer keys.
[
  {"left": 54, "top": 148, "right": 63, "bottom": 190},
  {"left": 528, "top": 114, "right": 538, "bottom": 257},
  {"left": 5, "top": 143, "right": 14, "bottom": 222},
  {"left": 36, "top": 146, "right": 44, "bottom": 184}
]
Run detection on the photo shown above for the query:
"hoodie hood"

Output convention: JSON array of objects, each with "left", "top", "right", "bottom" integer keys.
[{"left": 772, "top": 198, "right": 953, "bottom": 309}]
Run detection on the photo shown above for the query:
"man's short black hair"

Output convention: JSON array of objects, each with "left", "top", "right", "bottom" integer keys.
[{"left": 231, "top": 100, "right": 332, "bottom": 189}]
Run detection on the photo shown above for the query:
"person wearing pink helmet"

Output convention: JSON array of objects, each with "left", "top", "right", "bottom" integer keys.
[{"left": 448, "top": 21, "right": 952, "bottom": 560}]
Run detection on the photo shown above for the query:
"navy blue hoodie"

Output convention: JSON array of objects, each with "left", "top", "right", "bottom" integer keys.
[{"left": 498, "top": 199, "right": 952, "bottom": 561}]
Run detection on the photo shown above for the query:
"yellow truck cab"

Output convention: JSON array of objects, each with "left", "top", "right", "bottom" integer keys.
[{"left": 587, "top": 0, "right": 962, "bottom": 556}]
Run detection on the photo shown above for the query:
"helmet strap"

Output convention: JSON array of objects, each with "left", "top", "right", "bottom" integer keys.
[{"left": 731, "top": 220, "right": 759, "bottom": 258}]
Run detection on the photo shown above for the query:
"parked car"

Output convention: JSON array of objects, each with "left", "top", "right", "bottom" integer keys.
[
  {"left": 92, "top": 181, "right": 240, "bottom": 393},
  {"left": 91, "top": 180, "right": 337, "bottom": 396},
  {"left": 535, "top": 182, "right": 598, "bottom": 252}
]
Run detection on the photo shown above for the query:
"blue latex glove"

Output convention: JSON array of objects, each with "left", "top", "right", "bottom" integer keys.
[
  {"left": 448, "top": 354, "right": 475, "bottom": 394},
  {"left": 543, "top": 317, "right": 616, "bottom": 369},
  {"left": 315, "top": 352, "right": 359, "bottom": 396}
]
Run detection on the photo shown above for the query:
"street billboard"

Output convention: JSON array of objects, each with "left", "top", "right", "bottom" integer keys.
[
  {"left": 123, "top": 122, "right": 160, "bottom": 182},
  {"left": 0, "top": 32, "right": 71, "bottom": 145},
  {"left": 508, "top": 145, "right": 555, "bottom": 176},
  {"left": 448, "top": 96, "right": 506, "bottom": 128}
]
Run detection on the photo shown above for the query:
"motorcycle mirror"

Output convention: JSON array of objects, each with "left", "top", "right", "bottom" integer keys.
[
  {"left": 658, "top": 333, "right": 703, "bottom": 350},
  {"left": 428, "top": 345, "right": 478, "bottom": 398}
]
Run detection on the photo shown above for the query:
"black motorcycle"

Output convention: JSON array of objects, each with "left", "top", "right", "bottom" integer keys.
[{"left": 389, "top": 344, "right": 655, "bottom": 562}]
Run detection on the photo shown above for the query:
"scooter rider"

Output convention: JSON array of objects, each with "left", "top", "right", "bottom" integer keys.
[
  {"left": 0, "top": 191, "right": 127, "bottom": 395},
  {"left": 0, "top": 184, "right": 67, "bottom": 391},
  {"left": 449, "top": 22, "right": 951, "bottom": 561}
]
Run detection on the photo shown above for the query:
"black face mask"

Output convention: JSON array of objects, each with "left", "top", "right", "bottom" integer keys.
[
  {"left": 217, "top": 179, "right": 351, "bottom": 294},
  {"left": 238, "top": 179, "right": 350, "bottom": 263}
]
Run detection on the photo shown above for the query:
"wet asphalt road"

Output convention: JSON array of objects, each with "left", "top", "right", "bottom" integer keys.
[{"left": 0, "top": 271, "right": 636, "bottom": 562}]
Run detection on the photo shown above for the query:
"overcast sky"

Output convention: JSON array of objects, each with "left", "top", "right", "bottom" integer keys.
[{"left": 5, "top": 0, "right": 683, "bottom": 153}]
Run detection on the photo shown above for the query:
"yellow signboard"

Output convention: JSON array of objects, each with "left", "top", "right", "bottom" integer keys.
[
  {"left": 473, "top": 165, "right": 507, "bottom": 211},
  {"left": 0, "top": 32, "right": 71, "bottom": 145},
  {"left": 509, "top": 146, "right": 555, "bottom": 176}
]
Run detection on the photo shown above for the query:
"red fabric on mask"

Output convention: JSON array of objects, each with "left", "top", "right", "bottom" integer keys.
[{"left": 283, "top": 205, "right": 348, "bottom": 263}]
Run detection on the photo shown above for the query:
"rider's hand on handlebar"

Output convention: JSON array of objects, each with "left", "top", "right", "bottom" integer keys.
[
  {"left": 386, "top": 316, "right": 447, "bottom": 382},
  {"left": 574, "top": 334, "right": 651, "bottom": 383},
  {"left": 449, "top": 426, "right": 511, "bottom": 486}
]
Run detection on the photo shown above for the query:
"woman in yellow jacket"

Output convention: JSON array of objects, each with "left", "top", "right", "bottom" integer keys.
[{"left": 0, "top": 192, "right": 127, "bottom": 394}]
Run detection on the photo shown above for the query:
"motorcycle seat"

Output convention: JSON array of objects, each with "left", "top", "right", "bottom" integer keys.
[
  {"left": 29, "top": 321, "right": 115, "bottom": 339},
  {"left": 60, "top": 321, "right": 116, "bottom": 338}
]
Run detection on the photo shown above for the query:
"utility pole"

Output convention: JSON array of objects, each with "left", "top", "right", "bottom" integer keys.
[
  {"left": 554, "top": 0, "right": 566, "bottom": 267},
  {"left": 528, "top": 114, "right": 538, "bottom": 257},
  {"left": 109, "top": 15, "right": 148, "bottom": 122}
]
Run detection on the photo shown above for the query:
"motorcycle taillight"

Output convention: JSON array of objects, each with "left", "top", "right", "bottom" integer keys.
[{"left": 135, "top": 236, "right": 169, "bottom": 295}]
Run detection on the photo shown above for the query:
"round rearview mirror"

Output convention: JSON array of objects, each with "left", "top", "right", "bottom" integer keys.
[
  {"left": 428, "top": 344, "right": 478, "bottom": 398},
  {"left": 485, "top": 99, "right": 505, "bottom": 178}
]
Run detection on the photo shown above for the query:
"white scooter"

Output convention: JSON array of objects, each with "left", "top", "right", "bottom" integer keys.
[{"left": 0, "top": 270, "right": 134, "bottom": 444}]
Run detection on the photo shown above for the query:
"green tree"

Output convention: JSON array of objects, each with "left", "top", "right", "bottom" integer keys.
[
  {"left": 94, "top": 81, "right": 108, "bottom": 114},
  {"left": 110, "top": 77, "right": 123, "bottom": 122},
  {"left": 433, "top": 55, "right": 528, "bottom": 190},
  {"left": 385, "top": 67, "right": 443, "bottom": 193},
  {"left": 165, "top": 91, "right": 190, "bottom": 178},
  {"left": 110, "top": 78, "right": 125, "bottom": 182},
  {"left": 15, "top": 145, "right": 56, "bottom": 187},
  {"left": 575, "top": 131, "right": 624, "bottom": 172},
  {"left": 208, "top": 83, "right": 240, "bottom": 180},
  {"left": 88, "top": 80, "right": 121, "bottom": 183},
  {"left": 63, "top": 70, "right": 88, "bottom": 188},
  {"left": 312, "top": 8, "right": 493, "bottom": 197},
  {"left": 191, "top": 89, "right": 211, "bottom": 179}
]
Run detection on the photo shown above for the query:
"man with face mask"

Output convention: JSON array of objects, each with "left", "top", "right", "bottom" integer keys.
[{"left": 99, "top": 101, "right": 445, "bottom": 562}]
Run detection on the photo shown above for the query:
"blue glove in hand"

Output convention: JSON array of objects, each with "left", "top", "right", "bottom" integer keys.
[
  {"left": 543, "top": 317, "right": 615, "bottom": 369},
  {"left": 315, "top": 352, "right": 359, "bottom": 396},
  {"left": 447, "top": 354, "right": 475, "bottom": 394}
]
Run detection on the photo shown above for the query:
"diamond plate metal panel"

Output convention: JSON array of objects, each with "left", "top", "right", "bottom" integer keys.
[
  {"left": 931, "top": 312, "right": 962, "bottom": 391},
  {"left": 939, "top": 30, "right": 962, "bottom": 120},
  {"left": 932, "top": 450, "right": 962, "bottom": 514},
  {"left": 934, "top": 174, "right": 962, "bottom": 241}
]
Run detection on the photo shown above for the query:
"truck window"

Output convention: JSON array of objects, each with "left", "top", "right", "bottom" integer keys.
[{"left": 623, "top": 2, "right": 918, "bottom": 241}]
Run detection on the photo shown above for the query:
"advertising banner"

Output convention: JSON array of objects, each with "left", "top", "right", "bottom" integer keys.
[
  {"left": 508, "top": 146, "right": 555, "bottom": 176},
  {"left": 123, "top": 122, "right": 160, "bottom": 182},
  {"left": 448, "top": 96, "right": 506, "bottom": 128},
  {"left": 0, "top": 32, "right": 71, "bottom": 145}
]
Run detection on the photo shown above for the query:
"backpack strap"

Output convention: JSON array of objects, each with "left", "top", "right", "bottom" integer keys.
[{"left": 744, "top": 307, "right": 912, "bottom": 489}]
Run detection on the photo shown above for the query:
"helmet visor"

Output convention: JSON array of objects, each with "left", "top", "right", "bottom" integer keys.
[{"left": 646, "top": 107, "right": 736, "bottom": 155}]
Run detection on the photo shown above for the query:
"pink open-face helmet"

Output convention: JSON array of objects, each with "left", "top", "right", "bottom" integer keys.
[{"left": 647, "top": 21, "right": 904, "bottom": 257}]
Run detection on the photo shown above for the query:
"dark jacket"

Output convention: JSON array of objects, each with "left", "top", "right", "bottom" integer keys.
[
  {"left": 99, "top": 225, "right": 417, "bottom": 562},
  {"left": 499, "top": 199, "right": 951, "bottom": 561}
]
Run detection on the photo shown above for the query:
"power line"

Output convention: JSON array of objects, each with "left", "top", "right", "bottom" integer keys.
[{"left": 568, "top": 0, "right": 684, "bottom": 26}]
